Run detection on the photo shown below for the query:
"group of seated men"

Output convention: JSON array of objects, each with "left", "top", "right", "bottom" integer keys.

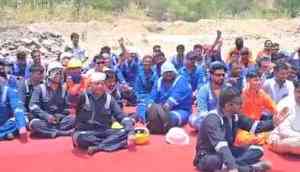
[{"left": 1, "top": 30, "right": 300, "bottom": 172}]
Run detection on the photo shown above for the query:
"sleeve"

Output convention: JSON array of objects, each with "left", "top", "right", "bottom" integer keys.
[
  {"left": 149, "top": 79, "right": 159, "bottom": 104},
  {"left": 204, "top": 115, "right": 238, "bottom": 169},
  {"left": 262, "top": 81, "right": 272, "bottom": 98},
  {"left": 134, "top": 73, "right": 144, "bottom": 100},
  {"left": 7, "top": 87, "right": 26, "bottom": 129},
  {"left": 16, "top": 80, "right": 26, "bottom": 105},
  {"left": 165, "top": 78, "right": 192, "bottom": 109},
  {"left": 196, "top": 67, "right": 207, "bottom": 89},
  {"left": 262, "top": 91, "right": 277, "bottom": 115},
  {"left": 29, "top": 86, "right": 51, "bottom": 121},
  {"left": 114, "top": 66, "right": 127, "bottom": 84},
  {"left": 110, "top": 96, "right": 134, "bottom": 131},
  {"left": 237, "top": 114, "right": 274, "bottom": 134},
  {"left": 196, "top": 85, "right": 209, "bottom": 112}
]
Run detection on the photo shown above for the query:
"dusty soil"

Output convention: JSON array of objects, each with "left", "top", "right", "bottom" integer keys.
[{"left": 1, "top": 17, "right": 300, "bottom": 59}]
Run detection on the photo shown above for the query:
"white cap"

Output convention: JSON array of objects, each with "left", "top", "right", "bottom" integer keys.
[
  {"left": 90, "top": 72, "right": 106, "bottom": 83},
  {"left": 165, "top": 127, "right": 190, "bottom": 145},
  {"left": 161, "top": 62, "right": 178, "bottom": 75}
]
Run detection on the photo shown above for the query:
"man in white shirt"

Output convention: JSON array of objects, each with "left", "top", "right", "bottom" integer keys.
[
  {"left": 263, "top": 62, "right": 294, "bottom": 104},
  {"left": 65, "top": 32, "right": 87, "bottom": 63},
  {"left": 268, "top": 80, "right": 300, "bottom": 155}
]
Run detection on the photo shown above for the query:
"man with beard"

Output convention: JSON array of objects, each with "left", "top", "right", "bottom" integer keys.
[
  {"left": 263, "top": 62, "right": 294, "bottom": 104},
  {"left": 72, "top": 72, "right": 135, "bottom": 155},
  {"left": 189, "top": 61, "right": 227, "bottom": 130}
]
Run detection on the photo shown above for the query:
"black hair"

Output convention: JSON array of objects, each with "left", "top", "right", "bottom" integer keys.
[
  {"left": 209, "top": 61, "right": 227, "bottom": 73},
  {"left": 0, "top": 60, "right": 5, "bottom": 66},
  {"left": 70, "top": 32, "right": 79, "bottom": 40},
  {"left": 246, "top": 68, "right": 260, "bottom": 79},
  {"left": 273, "top": 62, "right": 289, "bottom": 72},
  {"left": 256, "top": 56, "right": 271, "bottom": 67},
  {"left": 176, "top": 44, "right": 185, "bottom": 50},
  {"left": 31, "top": 49, "right": 41, "bottom": 57},
  {"left": 105, "top": 70, "right": 118, "bottom": 81},
  {"left": 16, "top": 51, "right": 27, "bottom": 59},
  {"left": 293, "top": 80, "right": 300, "bottom": 89},
  {"left": 219, "top": 86, "right": 240, "bottom": 109}
]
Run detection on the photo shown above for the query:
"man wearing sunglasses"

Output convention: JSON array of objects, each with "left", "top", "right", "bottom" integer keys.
[{"left": 189, "top": 61, "right": 227, "bottom": 130}]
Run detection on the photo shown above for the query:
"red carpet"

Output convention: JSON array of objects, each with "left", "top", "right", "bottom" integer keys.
[
  {"left": 0, "top": 107, "right": 298, "bottom": 172},
  {"left": 0, "top": 133, "right": 299, "bottom": 172}
]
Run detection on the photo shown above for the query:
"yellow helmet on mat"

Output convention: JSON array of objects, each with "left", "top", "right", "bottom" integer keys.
[
  {"left": 67, "top": 58, "right": 82, "bottom": 68},
  {"left": 134, "top": 127, "right": 150, "bottom": 145}
]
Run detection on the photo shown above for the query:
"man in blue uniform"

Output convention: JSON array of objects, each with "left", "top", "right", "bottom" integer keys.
[
  {"left": 0, "top": 80, "right": 27, "bottom": 140},
  {"left": 147, "top": 62, "right": 192, "bottom": 134}
]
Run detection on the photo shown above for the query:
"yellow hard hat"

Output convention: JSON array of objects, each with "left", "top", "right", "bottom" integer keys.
[
  {"left": 111, "top": 121, "right": 123, "bottom": 129},
  {"left": 134, "top": 127, "right": 150, "bottom": 145},
  {"left": 67, "top": 58, "right": 82, "bottom": 68}
]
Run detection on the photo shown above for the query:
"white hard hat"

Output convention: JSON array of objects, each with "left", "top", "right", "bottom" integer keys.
[
  {"left": 47, "top": 61, "right": 63, "bottom": 76},
  {"left": 165, "top": 127, "right": 190, "bottom": 145}
]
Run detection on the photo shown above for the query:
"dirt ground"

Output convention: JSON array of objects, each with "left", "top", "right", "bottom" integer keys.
[{"left": 2, "top": 17, "right": 300, "bottom": 59}]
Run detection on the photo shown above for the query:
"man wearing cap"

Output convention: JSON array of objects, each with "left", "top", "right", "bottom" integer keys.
[
  {"left": 146, "top": 62, "right": 192, "bottom": 133},
  {"left": 189, "top": 61, "right": 227, "bottom": 130},
  {"left": 171, "top": 44, "right": 185, "bottom": 70},
  {"left": 179, "top": 51, "right": 207, "bottom": 92},
  {"left": 269, "top": 80, "right": 300, "bottom": 155},
  {"left": 72, "top": 72, "right": 135, "bottom": 155},
  {"left": 263, "top": 62, "right": 294, "bottom": 104},
  {"left": 17, "top": 64, "right": 44, "bottom": 118},
  {"left": 65, "top": 58, "right": 89, "bottom": 115},
  {"left": 194, "top": 86, "right": 279, "bottom": 172},
  {"left": 29, "top": 62, "right": 75, "bottom": 138},
  {"left": 257, "top": 40, "right": 273, "bottom": 59},
  {"left": 135, "top": 55, "right": 158, "bottom": 123}
]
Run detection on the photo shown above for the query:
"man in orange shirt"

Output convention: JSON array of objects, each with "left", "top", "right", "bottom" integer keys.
[
  {"left": 65, "top": 59, "right": 89, "bottom": 115},
  {"left": 235, "top": 69, "right": 277, "bottom": 146}
]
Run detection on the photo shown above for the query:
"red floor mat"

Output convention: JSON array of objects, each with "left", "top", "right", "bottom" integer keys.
[{"left": 0, "top": 133, "right": 299, "bottom": 172}]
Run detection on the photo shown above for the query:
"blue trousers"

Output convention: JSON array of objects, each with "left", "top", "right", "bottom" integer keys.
[{"left": 0, "top": 119, "right": 18, "bottom": 140}]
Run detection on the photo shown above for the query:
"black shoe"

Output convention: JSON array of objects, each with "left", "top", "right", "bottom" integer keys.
[
  {"left": 252, "top": 160, "right": 272, "bottom": 172},
  {"left": 87, "top": 146, "right": 100, "bottom": 155}
]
